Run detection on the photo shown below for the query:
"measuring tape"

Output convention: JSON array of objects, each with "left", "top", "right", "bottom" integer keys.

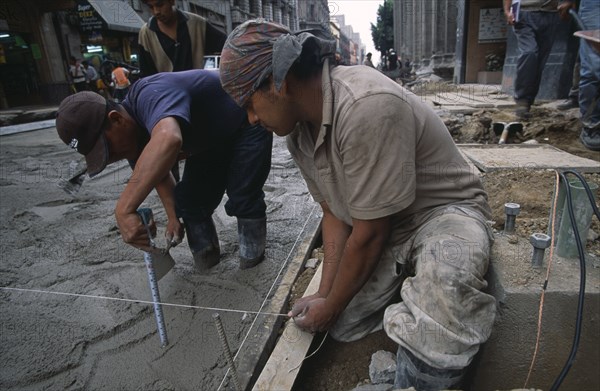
[{"left": 138, "top": 208, "right": 169, "bottom": 347}]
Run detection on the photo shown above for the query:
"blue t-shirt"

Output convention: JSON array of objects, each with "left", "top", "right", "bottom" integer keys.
[{"left": 122, "top": 69, "right": 247, "bottom": 154}]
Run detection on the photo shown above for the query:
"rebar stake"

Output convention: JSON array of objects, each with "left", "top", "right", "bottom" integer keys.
[{"left": 213, "top": 313, "right": 242, "bottom": 391}]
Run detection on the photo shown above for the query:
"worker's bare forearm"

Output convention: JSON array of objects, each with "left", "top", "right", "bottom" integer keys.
[
  {"left": 325, "top": 216, "right": 391, "bottom": 311},
  {"left": 318, "top": 202, "right": 352, "bottom": 297},
  {"left": 503, "top": 0, "right": 512, "bottom": 14},
  {"left": 116, "top": 118, "right": 182, "bottom": 215},
  {"left": 155, "top": 173, "right": 178, "bottom": 220}
]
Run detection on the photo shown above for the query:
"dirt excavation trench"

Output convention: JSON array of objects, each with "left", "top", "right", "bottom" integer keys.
[{"left": 1, "top": 98, "right": 599, "bottom": 391}]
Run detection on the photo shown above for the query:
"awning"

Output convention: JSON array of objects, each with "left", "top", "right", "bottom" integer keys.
[{"left": 78, "top": 0, "right": 145, "bottom": 34}]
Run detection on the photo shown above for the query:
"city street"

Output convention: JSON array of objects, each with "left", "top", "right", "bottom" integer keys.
[{"left": 0, "top": 127, "right": 318, "bottom": 390}]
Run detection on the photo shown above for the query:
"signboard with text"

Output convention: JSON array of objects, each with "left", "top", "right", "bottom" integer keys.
[
  {"left": 479, "top": 8, "right": 508, "bottom": 43},
  {"left": 76, "top": 0, "right": 105, "bottom": 32}
]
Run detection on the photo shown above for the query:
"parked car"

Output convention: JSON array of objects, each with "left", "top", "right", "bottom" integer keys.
[{"left": 203, "top": 55, "right": 220, "bottom": 70}]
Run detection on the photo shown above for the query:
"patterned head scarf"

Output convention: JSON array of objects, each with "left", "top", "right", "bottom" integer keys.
[{"left": 220, "top": 19, "right": 336, "bottom": 107}]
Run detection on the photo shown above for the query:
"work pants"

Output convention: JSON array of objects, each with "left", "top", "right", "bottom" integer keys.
[
  {"left": 578, "top": 0, "right": 600, "bottom": 130},
  {"left": 330, "top": 205, "right": 496, "bottom": 371},
  {"left": 174, "top": 124, "right": 273, "bottom": 222},
  {"left": 513, "top": 11, "right": 559, "bottom": 104}
]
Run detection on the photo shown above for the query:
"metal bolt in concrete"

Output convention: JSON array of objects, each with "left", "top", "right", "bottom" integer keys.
[
  {"left": 530, "top": 233, "right": 552, "bottom": 267},
  {"left": 504, "top": 203, "right": 521, "bottom": 233}
]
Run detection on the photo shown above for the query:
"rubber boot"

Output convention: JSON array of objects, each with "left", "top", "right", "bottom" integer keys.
[
  {"left": 394, "top": 346, "right": 464, "bottom": 391},
  {"left": 184, "top": 217, "right": 220, "bottom": 272},
  {"left": 237, "top": 217, "right": 266, "bottom": 269}
]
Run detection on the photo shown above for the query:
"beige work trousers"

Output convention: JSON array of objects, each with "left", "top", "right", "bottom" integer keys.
[{"left": 330, "top": 205, "right": 496, "bottom": 370}]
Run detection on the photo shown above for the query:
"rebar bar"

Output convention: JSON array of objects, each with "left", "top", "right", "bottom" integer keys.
[{"left": 213, "top": 313, "right": 242, "bottom": 391}]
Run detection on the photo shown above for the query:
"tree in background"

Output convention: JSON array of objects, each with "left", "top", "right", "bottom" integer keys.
[{"left": 370, "top": 0, "right": 394, "bottom": 59}]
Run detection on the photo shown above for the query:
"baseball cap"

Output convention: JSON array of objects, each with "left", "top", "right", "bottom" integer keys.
[{"left": 56, "top": 92, "right": 109, "bottom": 177}]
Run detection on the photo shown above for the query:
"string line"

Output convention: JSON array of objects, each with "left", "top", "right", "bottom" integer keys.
[
  {"left": 0, "top": 286, "right": 287, "bottom": 317},
  {"left": 217, "top": 204, "right": 318, "bottom": 390},
  {"left": 1, "top": 204, "right": 319, "bottom": 390}
]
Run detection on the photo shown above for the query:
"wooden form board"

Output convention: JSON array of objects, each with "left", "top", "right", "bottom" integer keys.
[
  {"left": 235, "top": 216, "right": 322, "bottom": 391},
  {"left": 252, "top": 263, "right": 323, "bottom": 391}
]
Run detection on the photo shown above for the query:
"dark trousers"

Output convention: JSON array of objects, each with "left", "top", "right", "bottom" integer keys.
[
  {"left": 579, "top": 0, "right": 600, "bottom": 130},
  {"left": 513, "top": 11, "right": 559, "bottom": 104},
  {"left": 174, "top": 124, "right": 273, "bottom": 222}
]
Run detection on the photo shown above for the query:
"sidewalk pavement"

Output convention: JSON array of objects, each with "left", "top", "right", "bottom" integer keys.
[{"left": 0, "top": 105, "right": 58, "bottom": 136}]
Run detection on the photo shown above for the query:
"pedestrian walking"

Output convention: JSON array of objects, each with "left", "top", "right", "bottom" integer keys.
[
  {"left": 69, "top": 56, "right": 88, "bottom": 92},
  {"left": 503, "top": 0, "right": 575, "bottom": 118}
]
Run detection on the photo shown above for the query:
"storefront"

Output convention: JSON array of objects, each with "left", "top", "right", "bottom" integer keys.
[
  {"left": 0, "top": 0, "right": 145, "bottom": 108},
  {"left": 76, "top": 0, "right": 144, "bottom": 73}
]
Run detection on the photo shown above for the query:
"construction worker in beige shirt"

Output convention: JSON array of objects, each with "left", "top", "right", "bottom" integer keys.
[{"left": 219, "top": 20, "right": 497, "bottom": 389}]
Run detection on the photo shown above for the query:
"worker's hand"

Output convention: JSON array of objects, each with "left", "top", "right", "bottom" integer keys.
[
  {"left": 288, "top": 293, "right": 324, "bottom": 318},
  {"left": 165, "top": 218, "right": 184, "bottom": 251},
  {"left": 557, "top": 1, "right": 575, "bottom": 20},
  {"left": 116, "top": 210, "right": 157, "bottom": 252},
  {"left": 289, "top": 297, "right": 340, "bottom": 334},
  {"left": 504, "top": 10, "right": 515, "bottom": 25}
]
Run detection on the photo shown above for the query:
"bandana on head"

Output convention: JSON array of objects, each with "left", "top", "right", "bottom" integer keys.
[{"left": 220, "top": 19, "right": 336, "bottom": 107}]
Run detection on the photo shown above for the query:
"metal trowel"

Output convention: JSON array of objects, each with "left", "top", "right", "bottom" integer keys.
[
  {"left": 137, "top": 208, "right": 175, "bottom": 281},
  {"left": 57, "top": 166, "right": 87, "bottom": 195},
  {"left": 152, "top": 248, "right": 175, "bottom": 281}
]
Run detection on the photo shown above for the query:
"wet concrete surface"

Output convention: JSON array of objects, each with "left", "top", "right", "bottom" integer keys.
[{"left": 0, "top": 127, "right": 319, "bottom": 390}]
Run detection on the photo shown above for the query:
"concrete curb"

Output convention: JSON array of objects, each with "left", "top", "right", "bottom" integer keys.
[{"left": 0, "top": 120, "right": 56, "bottom": 136}]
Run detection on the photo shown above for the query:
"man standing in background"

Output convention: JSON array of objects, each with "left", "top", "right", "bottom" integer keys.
[
  {"left": 138, "top": 0, "right": 226, "bottom": 77},
  {"left": 137, "top": 0, "right": 230, "bottom": 181},
  {"left": 503, "top": 0, "right": 574, "bottom": 119},
  {"left": 69, "top": 56, "right": 88, "bottom": 92},
  {"left": 364, "top": 52, "right": 375, "bottom": 68},
  {"left": 82, "top": 60, "right": 99, "bottom": 93}
]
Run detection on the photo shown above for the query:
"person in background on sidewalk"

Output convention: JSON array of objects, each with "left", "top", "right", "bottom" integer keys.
[
  {"left": 220, "top": 19, "right": 496, "bottom": 389},
  {"left": 54, "top": 70, "right": 272, "bottom": 270},
  {"left": 138, "top": 0, "right": 226, "bottom": 77},
  {"left": 69, "top": 56, "right": 88, "bottom": 93},
  {"left": 575, "top": 0, "right": 600, "bottom": 151},
  {"left": 82, "top": 60, "right": 99, "bottom": 93},
  {"left": 363, "top": 52, "right": 374, "bottom": 68},
  {"left": 111, "top": 66, "right": 130, "bottom": 103},
  {"left": 503, "top": 0, "right": 575, "bottom": 119}
]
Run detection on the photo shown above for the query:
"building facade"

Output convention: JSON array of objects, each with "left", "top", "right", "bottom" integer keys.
[
  {"left": 392, "top": 0, "right": 576, "bottom": 99},
  {"left": 392, "top": 0, "right": 458, "bottom": 78},
  {"left": 296, "top": 0, "right": 329, "bottom": 31}
]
